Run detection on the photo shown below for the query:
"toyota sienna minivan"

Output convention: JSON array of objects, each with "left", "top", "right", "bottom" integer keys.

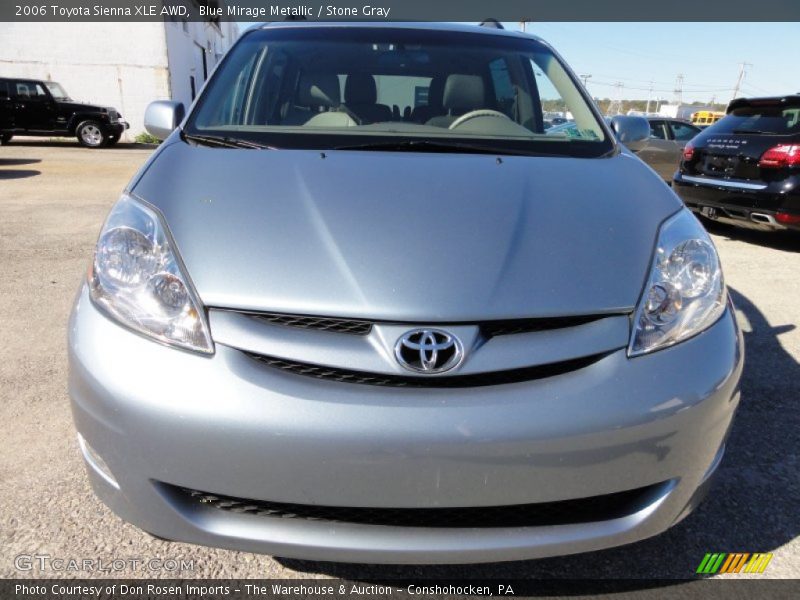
[{"left": 68, "top": 22, "right": 743, "bottom": 564}]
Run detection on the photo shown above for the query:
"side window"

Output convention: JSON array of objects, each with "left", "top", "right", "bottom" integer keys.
[
  {"left": 534, "top": 57, "right": 602, "bottom": 140},
  {"left": 649, "top": 121, "right": 667, "bottom": 139},
  {"left": 0, "top": 81, "right": 8, "bottom": 99},
  {"left": 670, "top": 121, "right": 699, "bottom": 141},
  {"left": 14, "top": 82, "right": 32, "bottom": 99},
  {"left": 13, "top": 82, "right": 47, "bottom": 100},
  {"left": 489, "top": 58, "right": 514, "bottom": 116}
]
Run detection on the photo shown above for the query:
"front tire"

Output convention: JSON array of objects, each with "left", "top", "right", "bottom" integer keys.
[{"left": 76, "top": 121, "right": 107, "bottom": 148}]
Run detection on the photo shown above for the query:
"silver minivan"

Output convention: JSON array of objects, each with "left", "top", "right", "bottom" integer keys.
[{"left": 68, "top": 22, "right": 743, "bottom": 564}]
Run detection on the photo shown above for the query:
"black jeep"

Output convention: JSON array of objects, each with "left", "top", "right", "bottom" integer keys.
[{"left": 0, "top": 77, "right": 129, "bottom": 148}]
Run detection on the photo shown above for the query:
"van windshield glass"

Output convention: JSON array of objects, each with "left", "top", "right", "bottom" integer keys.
[{"left": 185, "top": 27, "right": 611, "bottom": 157}]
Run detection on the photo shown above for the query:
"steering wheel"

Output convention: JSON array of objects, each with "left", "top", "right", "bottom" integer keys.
[{"left": 449, "top": 109, "right": 510, "bottom": 130}]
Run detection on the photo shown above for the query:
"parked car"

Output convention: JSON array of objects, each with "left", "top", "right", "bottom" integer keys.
[
  {"left": 674, "top": 95, "right": 800, "bottom": 231},
  {"left": 549, "top": 117, "right": 700, "bottom": 181},
  {"left": 69, "top": 21, "right": 742, "bottom": 564},
  {"left": 0, "top": 78, "right": 128, "bottom": 147},
  {"left": 638, "top": 118, "right": 702, "bottom": 181}
]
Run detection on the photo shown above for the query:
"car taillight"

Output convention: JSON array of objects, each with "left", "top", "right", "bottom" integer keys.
[
  {"left": 682, "top": 143, "right": 695, "bottom": 161},
  {"left": 759, "top": 144, "right": 800, "bottom": 168},
  {"left": 776, "top": 211, "right": 800, "bottom": 225}
]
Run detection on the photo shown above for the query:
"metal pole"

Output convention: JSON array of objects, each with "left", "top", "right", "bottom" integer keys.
[{"left": 731, "top": 62, "right": 752, "bottom": 102}]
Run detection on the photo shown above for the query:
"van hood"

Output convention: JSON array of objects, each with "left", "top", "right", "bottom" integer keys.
[{"left": 132, "top": 141, "right": 681, "bottom": 321}]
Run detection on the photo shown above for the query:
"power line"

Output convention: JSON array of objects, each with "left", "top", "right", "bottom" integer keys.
[{"left": 588, "top": 80, "right": 734, "bottom": 94}]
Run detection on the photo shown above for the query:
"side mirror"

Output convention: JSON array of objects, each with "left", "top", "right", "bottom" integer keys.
[
  {"left": 610, "top": 115, "right": 650, "bottom": 153},
  {"left": 144, "top": 100, "right": 185, "bottom": 140}
]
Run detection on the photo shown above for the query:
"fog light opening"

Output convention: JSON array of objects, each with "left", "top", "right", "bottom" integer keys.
[{"left": 77, "top": 433, "right": 119, "bottom": 490}]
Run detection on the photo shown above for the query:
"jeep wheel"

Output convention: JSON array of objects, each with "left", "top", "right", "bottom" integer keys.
[
  {"left": 76, "top": 121, "right": 107, "bottom": 148},
  {"left": 0, "top": 133, "right": 12, "bottom": 145}
]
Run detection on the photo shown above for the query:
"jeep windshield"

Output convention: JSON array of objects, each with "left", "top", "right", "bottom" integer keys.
[
  {"left": 44, "top": 81, "right": 69, "bottom": 101},
  {"left": 185, "top": 26, "right": 612, "bottom": 158}
]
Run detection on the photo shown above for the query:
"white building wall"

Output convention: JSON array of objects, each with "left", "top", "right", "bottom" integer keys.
[
  {"left": 0, "top": 19, "right": 239, "bottom": 141},
  {"left": 164, "top": 19, "right": 239, "bottom": 112},
  {"left": 0, "top": 23, "right": 170, "bottom": 140}
]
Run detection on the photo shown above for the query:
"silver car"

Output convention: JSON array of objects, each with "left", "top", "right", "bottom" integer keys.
[{"left": 68, "top": 22, "right": 743, "bottom": 564}]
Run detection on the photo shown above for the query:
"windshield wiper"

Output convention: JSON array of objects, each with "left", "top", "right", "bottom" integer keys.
[
  {"left": 332, "top": 139, "right": 535, "bottom": 156},
  {"left": 182, "top": 133, "right": 273, "bottom": 149}
]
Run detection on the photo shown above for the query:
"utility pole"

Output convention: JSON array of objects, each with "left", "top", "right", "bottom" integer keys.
[
  {"left": 580, "top": 74, "right": 592, "bottom": 88},
  {"left": 607, "top": 82, "right": 624, "bottom": 115},
  {"left": 731, "top": 62, "right": 752, "bottom": 102},
  {"left": 519, "top": 21, "right": 526, "bottom": 32},
  {"left": 673, "top": 74, "right": 684, "bottom": 106},
  {"left": 645, "top": 80, "right": 654, "bottom": 114}
]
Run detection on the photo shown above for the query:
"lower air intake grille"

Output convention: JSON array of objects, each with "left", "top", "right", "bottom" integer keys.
[
  {"left": 244, "top": 351, "right": 608, "bottom": 388},
  {"left": 170, "top": 483, "right": 663, "bottom": 528}
]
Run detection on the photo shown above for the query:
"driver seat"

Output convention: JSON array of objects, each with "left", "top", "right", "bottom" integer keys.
[{"left": 426, "top": 74, "right": 485, "bottom": 128}]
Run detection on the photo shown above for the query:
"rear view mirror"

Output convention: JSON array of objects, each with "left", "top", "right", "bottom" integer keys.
[
  {"left": 610, "top": 115, "right": 650, "bottom": 153},
  {"left": 144, "top": 100, "right": 185, "bottom": 140}
]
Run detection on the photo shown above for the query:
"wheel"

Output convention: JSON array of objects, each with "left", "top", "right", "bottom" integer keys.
[
  {"left": 76, "top": 121, "right": 108, "bottom": 148},
  {"left": 0, "top": 133, "right": 12, "bottom": 145}
]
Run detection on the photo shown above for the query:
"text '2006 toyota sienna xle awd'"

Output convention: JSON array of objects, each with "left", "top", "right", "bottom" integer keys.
[{"left": 68, "top": 22, "right": 743, "bottom": 564}]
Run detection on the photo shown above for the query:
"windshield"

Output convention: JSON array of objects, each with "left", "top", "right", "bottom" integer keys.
[
  {"left": 186, "top": 26, "right": 611, "bottom": 157},
  {"left": 44, "top": 81, "right": 69, "bottom": 100},
  {"left": 711, "top": 102, "right": 800, "bottom": 135}
]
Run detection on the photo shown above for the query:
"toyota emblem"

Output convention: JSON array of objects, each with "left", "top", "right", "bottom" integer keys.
[{"left": 394, "top": 329, "right": 464, "bottom": 373}]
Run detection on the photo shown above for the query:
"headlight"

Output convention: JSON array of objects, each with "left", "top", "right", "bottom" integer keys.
[
  {"left": 629, "top": 209, "right": 726, "bottom": 356},
  {"left": 89, "top": 193, "right": 213, "bottom": 354}
]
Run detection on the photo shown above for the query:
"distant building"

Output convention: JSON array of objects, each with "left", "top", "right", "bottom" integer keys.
[{"left": 0, "top": 18, "right": 239, "bottom": 140}]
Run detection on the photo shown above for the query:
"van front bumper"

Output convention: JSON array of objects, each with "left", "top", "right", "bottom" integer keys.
[{"left": 68, "top": 285, "right": 743, "bottom": 564}]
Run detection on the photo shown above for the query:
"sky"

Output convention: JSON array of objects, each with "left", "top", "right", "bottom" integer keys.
[
  {"left": 517, "top": 22, "right": 799, "bottom": 103},
  {"left": 236, "top": 22, "right": 799, "bottom": 104}
]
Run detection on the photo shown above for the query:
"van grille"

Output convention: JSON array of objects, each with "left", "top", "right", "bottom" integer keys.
[
  {"left": 170, "top": 483, "right": 663, "bottom": 528},
  {"left": 240, "top": 310, "right": 610, "bottom": 338},
  {"left": 480, "top": 315, "right": 605, "bottom": 337},
  {"left": 247, "top": 312, "right": 373, "bottom": 335},
  {"left": 244, "top": 351, "right": 608, "bottom": 387}
]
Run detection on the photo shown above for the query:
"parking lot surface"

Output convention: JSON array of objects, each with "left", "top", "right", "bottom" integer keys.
[{"left": 1, "top": 140, "right": 798, "bottom": 579}]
